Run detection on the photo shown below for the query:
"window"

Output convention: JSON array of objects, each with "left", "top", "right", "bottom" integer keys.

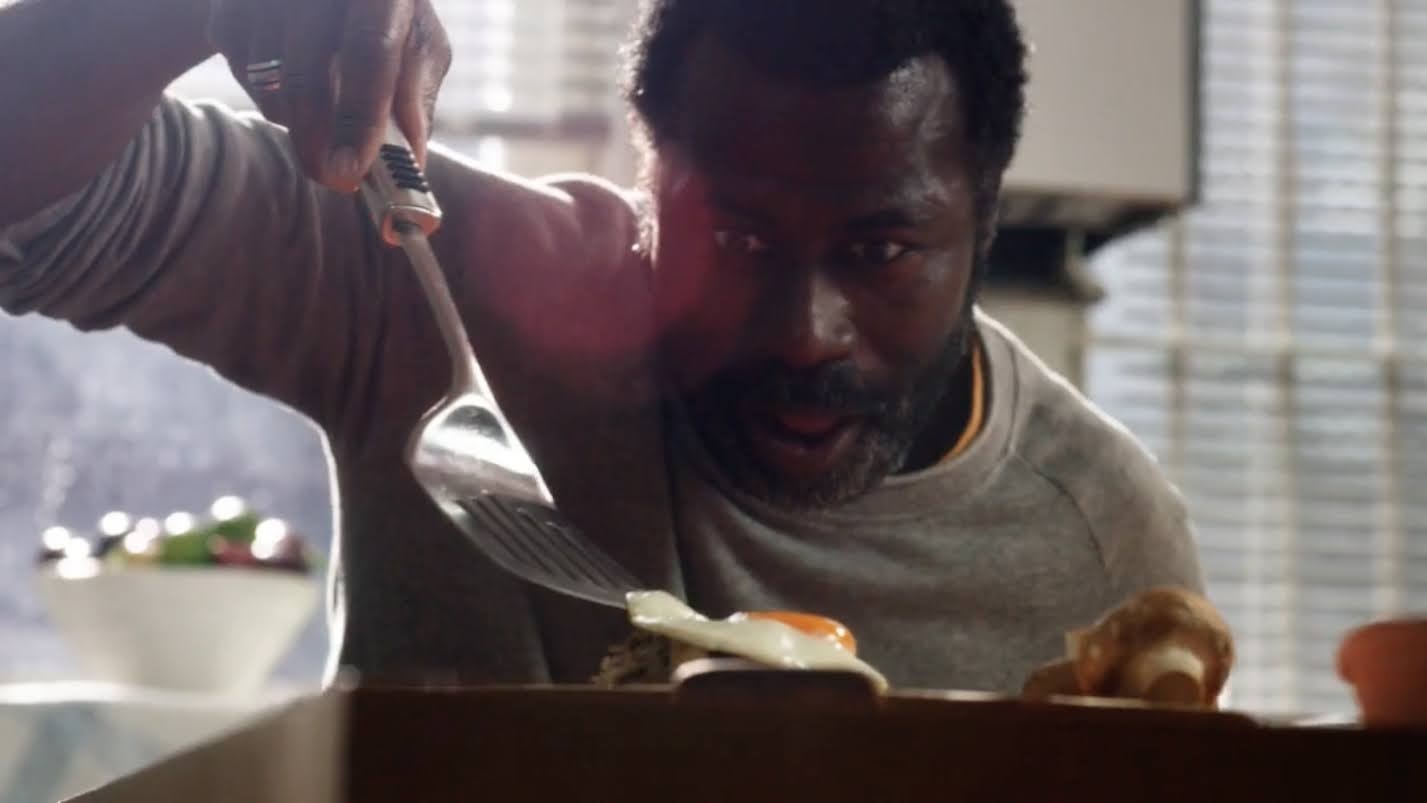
[
  {"left": 1087, "top": 0, "right": 1427, "bottom": 715},
  {"left": 168, "top": 0, "right": 633, "bottom": 174}
]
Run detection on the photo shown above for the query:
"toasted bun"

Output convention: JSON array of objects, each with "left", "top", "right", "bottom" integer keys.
[
  {"left": 1021, "top": 658, "right": 1081, "bottom": 700},
  {"left": 1067, "top": 587, "right": 1234, "bottom": 707}
]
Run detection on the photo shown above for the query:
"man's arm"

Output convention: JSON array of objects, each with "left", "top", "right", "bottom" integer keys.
[
  {"left": 1, "top": 94, "right": 656, "bottom": 448},
  {"left": 1009, "top": 351, "right": 1207, "bottom": 599},
  {"left": 0, "top": 0, "right": 213, "bottom": 226},
  {"left": 0, "top": 0, "right": 453, "bottom": 222},
  {"left": 1100, "top": 475, "right": 1206, "bottom": 596},
  {"left": 0, "top": 96, "right": 393, "bottom": 431},
  {"left": 1075, "top": 419, "right": 1207, "bottom": 597},
  {"left": 0, "top": 0, "right": 409, "bottom": 435},
  {"left": 0, "top": 0, "right": 656, "bottom": 446}
]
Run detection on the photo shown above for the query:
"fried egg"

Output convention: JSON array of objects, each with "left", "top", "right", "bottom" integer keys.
[{"left": 625, "top": 590, "right": 889, "bottom": 693}]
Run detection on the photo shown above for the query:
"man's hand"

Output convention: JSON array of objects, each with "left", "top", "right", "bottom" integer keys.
[{"left": 210, "top": 0, "right": 452, "bottom": 193}]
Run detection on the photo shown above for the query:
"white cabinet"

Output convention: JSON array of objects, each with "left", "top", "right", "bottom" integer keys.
[{"left": 1003, "top": 0, "right": 1198, "bottom": 235}]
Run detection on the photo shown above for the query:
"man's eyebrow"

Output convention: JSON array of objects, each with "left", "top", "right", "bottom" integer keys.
[
  {"left": 844, "top": 202, "right": 946, "bottom": 231},
  {"left": 706, "top": 184, "right": 951, "bottom": 228},
  {"left": 706, "top": 192, "right": 768, "bottom": 223}
]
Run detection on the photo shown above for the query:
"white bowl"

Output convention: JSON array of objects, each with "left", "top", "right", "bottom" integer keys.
[{"left": 36, "top": 567, "right": 321, "bottom": 694}]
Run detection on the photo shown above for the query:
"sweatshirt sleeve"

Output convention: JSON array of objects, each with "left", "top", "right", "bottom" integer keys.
[
  {"left": 0, "top": 95, "right": 394, "bottom": 432},
  {"left": 1064, "top": 405, "right": 1207, "bottom": 599},
  {"left": 1008, "top": 343, "right": 1208, "bottom": 602}
]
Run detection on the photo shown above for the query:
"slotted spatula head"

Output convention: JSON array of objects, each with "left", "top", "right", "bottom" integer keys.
[
  {"left": 361, "top": 125, "right": 642, "bottom": 609},
  {"left": 406, "top": 385, "right": 641, "bottom": 608}
]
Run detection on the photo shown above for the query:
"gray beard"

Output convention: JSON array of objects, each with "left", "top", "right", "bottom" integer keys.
[{"left": 680, "top": 317, "right": 976, "bottom": 511}]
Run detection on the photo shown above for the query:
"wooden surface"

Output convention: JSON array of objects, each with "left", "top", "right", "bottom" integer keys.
[{"left": 343, "top": 680, "right": 1427, "bottom": 802}]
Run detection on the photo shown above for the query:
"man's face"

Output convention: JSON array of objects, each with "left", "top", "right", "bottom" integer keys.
[{"left": 650, "top": 40, "right": 981, "bottom": 509}]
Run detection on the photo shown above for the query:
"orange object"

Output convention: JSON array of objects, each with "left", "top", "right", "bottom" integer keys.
[
  {"left": 1337, "top": 617, "right": 1427, "bottom": 729},
  {"left": 941, "top": 341, "right": 986, "bottom": 463},
  {"left": 740, "top": 611, "right": 858, "bottom": 655}
]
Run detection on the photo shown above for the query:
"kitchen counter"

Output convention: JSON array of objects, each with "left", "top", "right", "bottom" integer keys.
[
  {"left": 0, "top": 682, "right": 304, "bottom": 803},
  {"left": 59, "top": 682, "right": 1427, "bottom": 803}
]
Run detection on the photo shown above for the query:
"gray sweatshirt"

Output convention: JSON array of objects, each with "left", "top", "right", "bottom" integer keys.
[{"left": 0, "top": 98, "right": 1203, "bottom": 692}]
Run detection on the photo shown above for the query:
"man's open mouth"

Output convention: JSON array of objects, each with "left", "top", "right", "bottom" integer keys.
[{"left": 740, "top": 402, "right": 865, "bottom": 478}]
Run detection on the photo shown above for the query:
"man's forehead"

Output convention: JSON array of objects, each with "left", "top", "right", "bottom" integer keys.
[
  {"left": 685, "top": 165, "right": 957, "bottom": 227},
  {"left": 668, "top": 35, "right": 966, "bottom": 185}
]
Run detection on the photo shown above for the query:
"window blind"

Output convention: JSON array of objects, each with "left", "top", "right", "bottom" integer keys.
[
  {"left": 1087, "top": 0, "right": 1427, "bottom": 715},
  {"left": 168, "top": 0, "right": 635, "bottom": 172}
]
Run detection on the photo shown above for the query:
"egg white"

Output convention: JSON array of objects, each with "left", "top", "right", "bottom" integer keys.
[{"left": 626, "top": 590, "right": 890, "bottom": 693}]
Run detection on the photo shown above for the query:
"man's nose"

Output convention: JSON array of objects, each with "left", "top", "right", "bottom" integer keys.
[{"left": 765, "top": 271, "right": 856, "bottom": 368}]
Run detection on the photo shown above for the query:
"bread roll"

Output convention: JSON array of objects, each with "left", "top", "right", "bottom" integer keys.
[{"left": 1022, "top": 587, "right": 1235, "bottom": 709}]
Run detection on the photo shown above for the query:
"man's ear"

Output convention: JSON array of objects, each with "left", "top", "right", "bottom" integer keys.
[{"left": 625, "top": 188, "right": 658, "bottom": 276}]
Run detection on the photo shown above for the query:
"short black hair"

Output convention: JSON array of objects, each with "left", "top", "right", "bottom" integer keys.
[{"left": 623, "top": 0, "right": 1029, "bottom": 244}]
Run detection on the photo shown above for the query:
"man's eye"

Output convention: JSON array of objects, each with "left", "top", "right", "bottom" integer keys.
[
  {"left": 847, "top": 241, "right": 910, "bottom": 265},
  {"left": 714, "top": 229, "right": 771, "bottom": 256}
]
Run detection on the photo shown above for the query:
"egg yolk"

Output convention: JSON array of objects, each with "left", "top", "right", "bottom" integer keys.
[{"left": 739, "top": 611, "right": 858, "bottom": 655}]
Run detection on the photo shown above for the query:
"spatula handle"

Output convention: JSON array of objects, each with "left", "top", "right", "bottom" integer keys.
[
  {"left": 360, "top": 121, "right": 442, "bottom": 244},
  {"left": 360, "top": 124, "right": 493, "bottom": 402}
]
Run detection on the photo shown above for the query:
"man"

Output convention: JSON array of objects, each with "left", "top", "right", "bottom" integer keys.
[{"left": 0, "top": 0, "right": 1202, "bottom": 692}]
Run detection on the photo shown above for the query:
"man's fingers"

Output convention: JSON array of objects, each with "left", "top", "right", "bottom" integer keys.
[
  {"left": 283, "top": 0, "right": 343, "bottom": 184},
  {"left": 211, "top": 0, "right": 254, "bottom": 93},
  {"left": 391, "top": 10, "right": 451, "bottom": 168},
  {"left": 390, "top": 63, "right": 431, "bottom": 169},
  {"left": 247, "top": 16, "right": 293, "bottom": 126},
  {"left": 214, "top": 0, "right": 444, "bottom": 192},
  {"left": 328, "top": 0, "right": 413, "bottom": 191}
]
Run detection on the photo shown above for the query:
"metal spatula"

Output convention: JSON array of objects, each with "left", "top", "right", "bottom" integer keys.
[{"left": 359, "top": 124, "right": 642, "bottom": 608}]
